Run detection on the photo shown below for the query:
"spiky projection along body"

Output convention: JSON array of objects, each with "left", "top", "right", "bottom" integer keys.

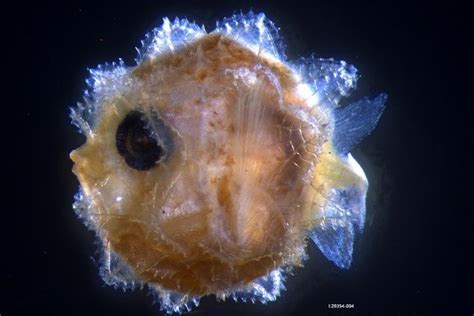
[{"left": 70, "top": 12, "right": 386, "bottom": 313}]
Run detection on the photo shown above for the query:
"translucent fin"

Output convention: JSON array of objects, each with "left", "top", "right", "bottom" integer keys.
[
  {"left": 332, "top": 93, "right": 387, "bottom": 154},
  {"left": 310, "top": 220, "right": 355, "bottom": 269},
  {"left": 310, "top": 154, "right": 368, "bottom": 269}
]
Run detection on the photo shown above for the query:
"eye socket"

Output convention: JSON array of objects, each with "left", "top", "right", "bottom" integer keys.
[{"left": 116, "top": 111, "right": 164, "bottom": 171}]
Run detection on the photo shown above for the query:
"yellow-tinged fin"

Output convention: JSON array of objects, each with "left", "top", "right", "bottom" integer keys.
[
  {"left": 302, "top": 142, "right": 368, "bottom": 268},
  {"left": 303, "top": 142, "right": 366, "bottom": 225}
]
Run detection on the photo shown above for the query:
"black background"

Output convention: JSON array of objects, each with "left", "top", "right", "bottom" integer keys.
[{"left": 13, "top": 0, "right": 474, "bottom": 315}]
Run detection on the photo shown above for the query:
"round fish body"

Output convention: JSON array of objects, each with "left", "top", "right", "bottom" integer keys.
[{"left": 70, "top": 12, "right": 386, "bottom": 313}]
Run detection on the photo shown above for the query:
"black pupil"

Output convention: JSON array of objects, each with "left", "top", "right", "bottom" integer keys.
[{"left": 116, "top": 111, "right": 163, "bottom": 170}]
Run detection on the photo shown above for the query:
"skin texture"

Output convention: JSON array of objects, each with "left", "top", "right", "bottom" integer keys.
[{"left": 70, "top": 34, "right": 352, "bottom": 295}]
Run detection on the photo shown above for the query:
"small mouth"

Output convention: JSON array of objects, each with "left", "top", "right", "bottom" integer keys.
[
  {"left": 69, "top": 146, "right": 97, "bottom": 196},
  {"left": 69, "top": 148, "right": 82, "bottom": 164}
]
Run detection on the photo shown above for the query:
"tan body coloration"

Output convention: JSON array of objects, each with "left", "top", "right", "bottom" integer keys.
[{"left": 70, "top": 33, "right": 358, "bottom": 295}]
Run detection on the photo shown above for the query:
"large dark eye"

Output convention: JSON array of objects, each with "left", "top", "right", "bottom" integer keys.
[{"left": 116, "top": 111, "right": 164, "bottom": 171}]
